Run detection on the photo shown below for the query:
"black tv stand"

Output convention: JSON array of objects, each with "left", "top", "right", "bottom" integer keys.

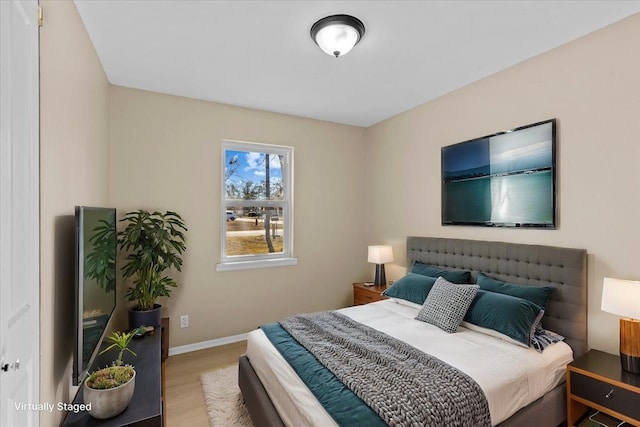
[{"left": 62, "top": 330, "right": 164, "bottom": 427}]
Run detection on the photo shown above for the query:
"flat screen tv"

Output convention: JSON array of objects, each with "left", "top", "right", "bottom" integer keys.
[
  {"left": 73, "top": 206, "right": 117, "bottom": 385},
  {"left": 441, "top": 119, "right": 556, "bottom": 228}
]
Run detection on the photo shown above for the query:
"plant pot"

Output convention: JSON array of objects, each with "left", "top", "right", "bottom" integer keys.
[
  {"left": 84, "top": 369, "right": 136, "bottom": 419},
  {"left": 128, "top": 304, "right": 162, "bottom": 329}
]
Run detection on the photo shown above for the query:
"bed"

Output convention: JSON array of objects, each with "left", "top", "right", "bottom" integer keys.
[{"left": 239, "top": 236, "right": 587, "bottom": 427}]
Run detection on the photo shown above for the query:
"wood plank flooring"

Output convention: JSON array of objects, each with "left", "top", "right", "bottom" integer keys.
[{"left": 165, "top": 341, "right": 247, "bottom": 427}]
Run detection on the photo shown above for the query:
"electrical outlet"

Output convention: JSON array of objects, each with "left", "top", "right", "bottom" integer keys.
[{"left": 180, "top": 314, "right": 189, "bottom": 328}]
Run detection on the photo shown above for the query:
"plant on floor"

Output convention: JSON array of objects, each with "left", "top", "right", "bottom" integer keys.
[{"left": 118, "top": 210, "right": 188, "bottom": 312}]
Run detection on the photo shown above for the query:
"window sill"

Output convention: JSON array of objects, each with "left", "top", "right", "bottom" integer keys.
[{"left": 216, "top": 257, "right": 298, "bottom": 272}]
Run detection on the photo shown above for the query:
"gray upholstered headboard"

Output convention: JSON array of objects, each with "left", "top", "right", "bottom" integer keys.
[{"left": 407, "top": 236, "right": 588, "bottom": 358}]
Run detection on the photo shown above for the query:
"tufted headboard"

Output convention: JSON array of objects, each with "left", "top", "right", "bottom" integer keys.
[{"left": 407, "top": 236, "right": 588, "bottom": 358}]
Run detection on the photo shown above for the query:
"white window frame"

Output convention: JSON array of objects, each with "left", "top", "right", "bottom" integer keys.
[{"left": 216, "top": 140, "right": 296, "bottom": 271}]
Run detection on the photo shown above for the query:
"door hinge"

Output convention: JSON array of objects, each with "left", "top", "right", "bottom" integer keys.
[{"left": 38, "top": 6, "right": 44, "bottom": 27}]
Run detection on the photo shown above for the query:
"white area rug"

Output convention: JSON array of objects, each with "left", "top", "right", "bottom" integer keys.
[{"left": 200, "top": 364, "right": 253, "bottom": 427}]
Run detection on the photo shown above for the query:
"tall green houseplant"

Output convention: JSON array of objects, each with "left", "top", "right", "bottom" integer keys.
[{"left": 118, "top": 210, "right": 187, "bottom": 312}]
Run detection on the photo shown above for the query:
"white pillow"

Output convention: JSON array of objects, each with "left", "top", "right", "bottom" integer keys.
[
  {"left": 460, "top": 321, "right": 528, "bottom": 348},
  {"left": 388, "top": 297, "right": 423, "bottom": 310}
]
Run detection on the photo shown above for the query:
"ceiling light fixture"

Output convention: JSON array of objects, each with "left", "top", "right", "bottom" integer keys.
[{"left": 310, "top": 14, "right": 365, "bottom": 58}]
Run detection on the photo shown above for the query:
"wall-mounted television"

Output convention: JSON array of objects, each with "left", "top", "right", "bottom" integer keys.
[
  {"left": 73, "top": 206, "right": 117, "bottom": 385},
  {"left": 441, "top": 119, "right": 556, "bottom": 228}
]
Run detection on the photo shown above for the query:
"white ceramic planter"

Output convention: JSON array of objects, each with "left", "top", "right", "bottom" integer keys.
[{"left": 84, "top": 369, "right": 136, "bottom": 419}]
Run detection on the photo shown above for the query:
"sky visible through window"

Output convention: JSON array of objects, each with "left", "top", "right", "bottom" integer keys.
[
  {"left": 225, "top": 150, "right": 283, "bottom": 200},
  {"left": 219, "top": 140, "right": 296, "bottom": 265}
]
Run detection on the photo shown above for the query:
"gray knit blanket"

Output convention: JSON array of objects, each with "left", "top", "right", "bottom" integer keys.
[{"left": 280, "top": 311, "right": 491, "bottom": 427}]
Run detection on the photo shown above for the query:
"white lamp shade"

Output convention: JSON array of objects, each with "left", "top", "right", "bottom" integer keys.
[
  {"left": 602, "top": 277, "right": 640, "bottom": 319},
  {"left": 368, "top": 245, "right": 393, "bottom": 264},
  {"left": 314, "top": 24, "right": 359, "bottom": 57}
]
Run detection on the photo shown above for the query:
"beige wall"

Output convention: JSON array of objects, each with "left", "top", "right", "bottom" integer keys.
[
  {"left": 39, "top": 2, "right": 368, "bottom": 419},
  {"left": 364, "top": 13, "right": 640, "bottom": 355},
  {"left": 108, "top": 86, "right": 368, "bottom": 347},
  {"left": 39, "top": 2, "right": 640, "bottom": 422},
  {"left": 40, "top": 0, "right": 111, "bottom": 425}
]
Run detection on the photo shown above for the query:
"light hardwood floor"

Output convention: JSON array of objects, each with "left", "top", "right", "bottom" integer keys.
[{"left": 165, "top": 341, "right": 247, "bottom": 427}]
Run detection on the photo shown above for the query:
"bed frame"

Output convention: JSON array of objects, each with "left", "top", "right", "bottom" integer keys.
[{"left": 238, "top": 236, "right": 587, "bottom": 427}]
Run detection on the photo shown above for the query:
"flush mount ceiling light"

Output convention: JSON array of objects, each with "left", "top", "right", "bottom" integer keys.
[{"left": 310, "top": 14, "right": 365, "bottom": 58}]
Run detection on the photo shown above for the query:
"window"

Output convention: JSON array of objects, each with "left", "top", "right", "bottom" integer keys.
[{"left": 217, "top": 140, "right": 296, "bottom": 271}]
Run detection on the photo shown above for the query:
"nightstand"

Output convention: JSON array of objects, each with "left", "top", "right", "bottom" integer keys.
[
  {"left": 567, "top": 349, "right": 640, "bottom": 426},
  {"left": 353, "top": 282, "right": 388, "bottom": 305}
]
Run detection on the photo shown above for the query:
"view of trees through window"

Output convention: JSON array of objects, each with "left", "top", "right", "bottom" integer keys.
[{"left": 223, "top": 146, "right": 288, "bottom": 257}]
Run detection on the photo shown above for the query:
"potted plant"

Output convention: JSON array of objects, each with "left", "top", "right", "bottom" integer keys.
[
  {"left": 84, "top": 330, "right": 137, "bottom": 419},
  {"left": 118, "top": 210, "right": 187, "bottom": 329}
]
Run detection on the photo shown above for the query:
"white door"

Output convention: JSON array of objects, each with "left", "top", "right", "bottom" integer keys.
[{"left": 0, "top": 1, "right": 40, "bottom": 426}]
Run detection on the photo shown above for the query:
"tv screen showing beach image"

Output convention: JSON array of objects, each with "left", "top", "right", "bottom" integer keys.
[{"left": 442, "top": 120, "right": 555, "bottom": 227}]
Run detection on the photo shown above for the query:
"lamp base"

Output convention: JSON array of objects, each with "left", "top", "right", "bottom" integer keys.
[
  {"left": 620, "top": 353, "right": 640, "bottom": 374},
  {"left": 373, "top": 264, "right": 386, "bottom": 286},
  {"left": 620, "top": 318, "right": 640, "bottom": 373}
]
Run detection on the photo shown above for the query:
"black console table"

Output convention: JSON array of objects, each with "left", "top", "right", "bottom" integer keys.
[{"left": 62, "top": 331, "right": 163, "bottom": 427}]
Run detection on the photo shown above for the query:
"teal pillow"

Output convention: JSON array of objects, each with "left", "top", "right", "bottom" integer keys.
[
  {"left": 382, "top": 273, "right": 437, "bottom": 306},
  {"left": 411, "top": 262, "right": 472, "bottom": 284},
  {"left": 464, "top": 289, "right": 544, "bottom": 346},
  {"left": 477, "top": 272, "right": 555, "bottom": 308}
]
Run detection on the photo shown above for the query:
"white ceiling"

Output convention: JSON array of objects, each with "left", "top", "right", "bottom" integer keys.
[{"left": 74, "top": 1, "right": 640, "bottom": 128}]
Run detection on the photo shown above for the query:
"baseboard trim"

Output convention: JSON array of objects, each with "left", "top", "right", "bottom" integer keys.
[{"left": 168, "top": 332, "right": 248, "bottom": 356}]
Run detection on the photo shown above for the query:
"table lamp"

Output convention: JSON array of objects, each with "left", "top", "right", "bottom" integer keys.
[
  {"left": 601, "top": 277, "right": 640, "bottom": 373},
  {"left": 368, "top": 245, "right": 393, "bottom": 286}
]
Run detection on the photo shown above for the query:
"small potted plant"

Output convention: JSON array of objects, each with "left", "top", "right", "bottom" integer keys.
[
  {"left": 84, "top": 330, "right": 138, "bottom": 419},
  {"left": 118, "top": 210, "right": 187, "bottom": 329}
]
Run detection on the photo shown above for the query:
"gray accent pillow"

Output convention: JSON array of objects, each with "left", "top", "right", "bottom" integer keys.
[{"left": 415, "top": 277, "right": 479, "bottom": 333}]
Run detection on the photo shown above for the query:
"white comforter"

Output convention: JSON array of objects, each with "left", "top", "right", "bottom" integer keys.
[{"left": 246, "top": 300, "right": 573, "bottom": 426}]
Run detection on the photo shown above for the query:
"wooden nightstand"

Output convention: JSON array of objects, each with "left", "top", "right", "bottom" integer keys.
[
  {"left": 353, "top": 282, "right": 388, "bottom": 305},
  {"left": 567, "top": 349, "right": 640, "bottom": 426}
]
